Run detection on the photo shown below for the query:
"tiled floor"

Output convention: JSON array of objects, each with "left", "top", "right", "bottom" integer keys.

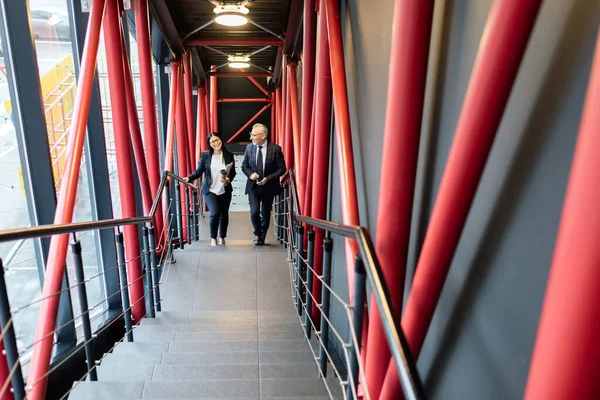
[{"left": 69, "top": 212, "right": 341, "bottom": 399}]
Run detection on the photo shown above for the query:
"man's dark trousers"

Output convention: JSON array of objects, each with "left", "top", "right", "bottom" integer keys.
[{"left": 249, "top": 185, "right": 275, "bottom": 239}]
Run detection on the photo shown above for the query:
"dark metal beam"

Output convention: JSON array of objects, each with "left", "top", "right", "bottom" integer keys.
[
  {"left": 207, "top": 72, "right": 272, "bottom": 77},
  {"left": 186, "top": 37, "right": 284, "bottom": 47},
  {"left": 273, "top": 47, "right": 283, "bottom": 86},
  {"left": 283, "top": 0, "right": 304, "bottom": 55}
]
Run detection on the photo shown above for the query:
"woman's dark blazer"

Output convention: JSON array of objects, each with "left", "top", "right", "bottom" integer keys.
[{"left": 187, "top": 149, "right": 236, "bottom": 195}]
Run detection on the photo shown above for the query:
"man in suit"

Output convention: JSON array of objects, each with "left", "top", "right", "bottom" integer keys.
[{"left": 242, "top": 123, "right": 286, "bottom": 245}]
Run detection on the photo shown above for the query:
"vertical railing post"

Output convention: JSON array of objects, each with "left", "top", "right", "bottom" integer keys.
[
  {"left": 305, "top": 228, "right": 315, "bottom": 338},
  {"left": 0, "top": 260, "right": 25, "bottom": 400},
  {"left": 142, "top": 227, "right": 155, "bottom": 318},
  {"left": 295, "top": 224, "right": 305, "bottom": 316},
  {"left": 319, "top": 234, "right": 333, "bottom": 377},
  {"left": 274, "top": 194, "right": 280, "bottom": 241},
  {"left": 346, "top": 256, "right": 366, "bottom": 399},
  {"left": 165, "top": 180, "right": 176, "bottom": 263},
  {"left": 115, "top": 230, "right": 134, "bottom": 342},
  {"left": 278, "top": 194, "right": 284, "bottom": 244},
  {"left": 192, "top": 190, "right": 199, "bottom": 241},
  {"left": 185, "top": 188, "right": 192, "bottom": 244},
  {"left": 175, "top": 182, "right": 184, "bottom": 250},
  {"left": 148, "top": 226, "right": 161, "bottom": 312},
  {"left": 282, "top": 186, "right": 288, "bottom": 249},
  {"left": 70, "top": 237, "right": 97, "bottom": 381}
]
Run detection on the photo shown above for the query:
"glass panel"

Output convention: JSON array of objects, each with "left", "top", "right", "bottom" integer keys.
[{"left": 27, "top": 0, "right": 105, "bottom": 335}]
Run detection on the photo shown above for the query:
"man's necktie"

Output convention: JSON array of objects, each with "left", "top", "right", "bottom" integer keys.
[{"left": 257, "top": 145, "right": 264, "bottom": 178}]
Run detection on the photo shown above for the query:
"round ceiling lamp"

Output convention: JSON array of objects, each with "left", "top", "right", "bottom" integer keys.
[
  {"left": 228, "top": 55, "right": 251, "bottom": 69},
  {"left": 213, "top": 4, "right": 250, "bottom": 26}
]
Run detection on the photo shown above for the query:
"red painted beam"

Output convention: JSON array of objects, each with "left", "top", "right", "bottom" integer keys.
[
  {"left": 184, "top": 52, "right": 196, "bottom": 170},
  {"left": 135, "top": 0, "right": 163, "bottom": 241},
  {"left": 227, "top": 103, "right": 272, "bottom": 143},
  {"left": 284, "top": 68, "right": 294, "bottom": 169},
  {"left": 175, "top": 62, "right": 190, "bottom": 243},
  {"left": 164, "top": 62, "right": 179, "bottom": 173},
  {"left": 196, "top": 86, "right": 208, "bottom": 160},
  {"left": 275, "top": 87, "right": 282, "bottom": 145},
  {"left": 207, "top": 72, "right": 272, "bottom": 78},
  {"left": 240, "top": 68, "right": 270, "bottom": 97},
  {"left": 391, "top": 1, "right": 543, "bottom": 397},
  {"left": 0, "top": 341, "right": 13, "bottom": 400},
  {"left": 364, "top": 1, "right": 435, "bottom": 399},
  {"left": 216, "top": 98, "right": 271, "bottom": 103},
  {"left": 288, "top": 63, "right": 301, "bottom": 184},
  {"left": 525, "top": 28, "right": 600, "bottom": 400},
  {"left": 210, "top": 66, "right": 218, "bottom": 132},
  {"left": 186, "top": 37, "right": 283, "bottom": 47}
]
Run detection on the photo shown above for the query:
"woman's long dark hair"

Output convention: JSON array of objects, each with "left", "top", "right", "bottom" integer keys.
[{"left": 206, "top": 131, "right": 227, "bottom": 155}]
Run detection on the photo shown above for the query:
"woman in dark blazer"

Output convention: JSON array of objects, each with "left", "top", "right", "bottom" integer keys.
[{"left": 184, "top": 132, "right": 236, "bottom": 246}]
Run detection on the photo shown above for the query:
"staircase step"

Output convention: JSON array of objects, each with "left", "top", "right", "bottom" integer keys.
[
  {"left": 260, "top": 363, "right": 320, "bottom": 379},
  {"left": 168, "top": 340, "right": 258, "bottom": 353},
  {"left": 162, "top": 351, "right": 259, "bottom": 365},
  {"left": 111, "top": 342, "right": 169, "bottom": 354},
  {"left": 101, "top": 352, "right": 163, "bottom": 367},
  {"left": 68, "top": 381, "right": 144, "bottom": 400},
  {"left": 152, "top": 365, "right": 258, "bottom": 381},
  {"left": 260, "top": 378, "right": 342, "bottom": 398},
  {"left": 260, "top": 351, "right": 315, "bottom": 364},
  {"left": 174, "top": 331, "right": 258, "bottom": 342},
  {"left": 96, "top": 363, "right": 155, "bottom": 382},
  {"left": 141, "top": 379, "right": 259, "bottom": 399}
]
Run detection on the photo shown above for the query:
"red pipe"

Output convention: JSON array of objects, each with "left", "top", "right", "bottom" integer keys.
[
  {"left": 227, "top": 104, "right": 273, "bottom": 143},
  {"left": 390, "top": 1, "right": 542, "bottom": 396},
  {"left": 281, "top": 57, "right": 288, "bottom": 153},
  {"left": 0, "top": 342, "right": 13, "bottom": 400},
  {"left": 240, "top": 68, "right": 270, "bottom": 97},
  {"left": 275, "top": 88, "right": 282, "bottom": 145},
  {"left": 175, "top": 62, "right": 190, "bottom": 243},
  {"left": 300, "top": 0, "right": 316, "bottom": 212},
  {"left": 303, "top": 96, "right": 317, "bottom": 214},
  {"left": 524, "top": 29, "right": 600, "bottom": 400},
  {"left": 325, "top": 0, "right": 360, "bottom": 293},
  {"left": 196, "top": 87, "right": 208, "bottom": 161},
  {"left": 186, "top": 37, "right": 283, "bottom": 47},
  {"left": 204, "top": 81, "right": 210, "bottom": 135},
  {"left": 210, "top": 66, "right": 218, "bottom": 131},
  {"left": 207, "top": 72, "right": 272, "bottom": 78},
  {"left": 27, "top": 1, "right": 106, "bottom": 397},
  {"left": 217, "top": 98, "right": 272, "bottom": 103},
  {"left": 364, "top": 1, "right": 435, "bottom": 398},
  {"left": 121, "top": 28, "right": 153, "bottom": 216},
  {"left": 164, "top": 62, "right": 179, "bottom": 173},
  {"left": 288, "top": 63, "right": 301, "bottom": 178},
  {"left": 271, "top": 93, "right": 277, "bottom": 146},
  {"left": 183, "top": 52, "right": 196, "bottom": 170},
  {"left": 284, "top": 71, "right": 294, "bottom": 169},
  {"left": 134, "top": 0, "right": 163, "bottom": 238},
  {"left": 310, "top": 3, "right": 332, "bottom": 320}
]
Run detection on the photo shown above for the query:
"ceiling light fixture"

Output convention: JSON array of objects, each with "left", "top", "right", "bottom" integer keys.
[
  {"left": 228, "top": 55, "right": 251, "bottom": 69},
  {"left": 213, "top": 4, "right": 249, "bottom": 27}
]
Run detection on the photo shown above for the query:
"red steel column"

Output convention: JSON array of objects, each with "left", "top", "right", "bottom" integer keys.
[
  {"left": 524, "top": 29, "right": 600, "bottom": 400},
  {"left": 27, "top": 1, "right": 106, "bottom": 397},
  {"left": 210, "top": 66, "right": 218, "bottom": 131},
  {"left": 122, "top": 30, "right": 153, "bottom": 215},
  {"left": 288, "top": 63, "right": 301, "bottom": 180},
  {"left": 183, "top": 51, "right": 196, "bottom": 170},
  {"left": 134, "top": 0, "right": 163, "bottom": 235},
  {"left": 325, "top": 0, "right": 360, "bottom": 292},
  {"left": 164, "top": 62, "right": 179, "bottom": 173},
  {"left": 300, "top": 0, "right": 316, "bottom": 211},
  {"left": 303, "top": 96, "right": 317, "bottom": 217},
  {"left": 275, "top": 87, "right": 283, "bottom": 145},
  {"left": 391, "top": 2, "right": 543, "bottom": 395},
  {"left": 310, "top": 4, "right": 332, "bottom": 319},
  {"left": 196, "top": 86, "right": 208, "bottom": 160},
  {"left": 0, "top": 342, "right": 13, "bottom": 400},
  {"left": 204, "top": 81, "right": 210, "bottom": 134},
  {"left": 364, "top": 1, "right": 435, "bottom": 399},
  {"left": 175, "top": 62, "right": 190, "bottom": 242},
  {"left": 284, "top": 69, "right": 294, "bottom": 169},
  {"left": 281, "top": 58, "right": 288, "bottom": 152},
  {"left": 103, "top": 0, "right": 146, "bottom": 321},
  {"left": 271, "top": 93, "right": 277, "bottom": 145}
]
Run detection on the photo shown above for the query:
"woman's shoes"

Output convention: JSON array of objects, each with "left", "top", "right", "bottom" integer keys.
[
  {"left": 218, "top": 238, "right": 226, "bottom": 245},
  {"left": 211, "top": 239, "right": 218, "bottom": 247}
]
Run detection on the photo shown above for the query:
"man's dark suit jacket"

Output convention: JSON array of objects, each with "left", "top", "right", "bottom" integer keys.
[
  {"left": 187, "top": 149, "right": 236, "bottom": 195},
  {"left": 241, "top": 142, "right": 286, "bottom": 196}
]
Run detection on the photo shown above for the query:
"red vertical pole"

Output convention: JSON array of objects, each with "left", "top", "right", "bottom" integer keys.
[
  {"left": 303, "top": 97, "right": 317, "bottom": 217},
  {"left": 310, "top": 3, "right": 332, "bottom": 319},
  {"left": 383, "top": 2, "right": 542, "bottom": 397},
  {"left": 284, "top": 70, "right": 294, "bottom": 169},
  {"left": 204, "top": 81, "right": 210, "bottom": 134},
  {"left": 196, "top": 86, "right": 208, "bottom": 161},
  {"left": 175, "top": 62, "right": 190, "bottom": 242},
  {"left": 183, "top": 51, "right": 196, "bottom": 170},
  {"left": 27, "top": 1, "right": 106, "bottom": 397},
  {"left": 281, "top": 58, "right": 288, "bottom": 152},
  {"left": 288, "top": 63, "right": 301, "bottom": 182},
  {"left": 275, "top": 87, "right": 283, "bottom": 145},
  {"left": 300, "top": 0, "right": 317, "bottom": 211},
  {"left": 121, "top": 29, "right": 153, "bottom": 215},
  {"left": 524, "top": 29, "right": 600, "bottom": 400},
  {"left": 164, "top": 62, "right": 179, "bottom": 173},
  {"left": 103, "top": 0, "right": 146, "bottom": 321},
  {"left": 325, "top": 0, "right": 360, "bottom": 293},
  {"left": 271, "top": 92, "right": 277, "bottom": 145},
  {"left": 364, "top": 1, "right": 435, "bottom": 399},
  {"left": 134, "top": 0, "right": 163, "bottom": 236},
  {"left": 0, "top": 342, "right": 13, "bottom": 400},
  {"left": 210, "top": 66, "right": 218, "bottom": 131}
]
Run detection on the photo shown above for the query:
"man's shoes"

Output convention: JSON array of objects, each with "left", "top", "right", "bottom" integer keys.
[
  {"left": 218, "top": 238, "right": 226, "bottom": 245},
  {"left": 258, "top": 236, "right": 265, "bottom": 245}
]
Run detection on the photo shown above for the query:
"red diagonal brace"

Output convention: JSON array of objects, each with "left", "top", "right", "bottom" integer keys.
[{"left": 226, "top": 103, "right": 273, "bottom": 143}]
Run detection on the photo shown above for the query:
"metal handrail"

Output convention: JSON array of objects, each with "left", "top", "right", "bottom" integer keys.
[
  {"left": 0, "top": 171, "right": 196, "bottom": 243},
  {"left": 284, "top": 169, "right": 425, "bottom": 400}
]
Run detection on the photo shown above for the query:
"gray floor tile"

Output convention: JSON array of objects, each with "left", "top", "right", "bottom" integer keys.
[
  {"left": 182, "top": 324, "right": 258, "bottom": 333},
  {"left": 194, "top": 296, "right": 258, "bottom": 311},
  {"left": 169, "top": 340, "right": 258, "bottom": 353},
  {"left": 97, "top": 363, "right": 155, "bottom": 381},
  {"left": 102, "top": 352, "right": 163, "bottom": 366},
  {"left": 260, "top": 364, "right": 320, "bottom": 379},
  {"left": 183, "top": 316, "right": 258, "bottom": 325},
  {"left": 175, "top": 331, "right": 258, "bottom": 342},
  {"left": 111, "top": 342, "right": 170, "bottom": 354},
  {"left": 133, "top": 331, "right": 177, "bottom": 343},
  {"left": 162, "top": 351, "right": 259, "bottom": 365},
  {"left": 133, "top": 324, "right": 183, "bottom": 333},
  {"left": 259, "top": 351, "right": 315, "bottom": 364},
  {"left": 259, "top": 331, "right": 305, "bottom": 340},
  {"left": 260, "top": 378, "right": 333, "bottom": 398},
  {"left": 258, "top": 323, "right": 302, "bottom": 332},
  {"left": 68, "top": 381, "right": 145, "bottom": 400},
  {"left": 259, "top": 340, "right": 312, "bottom": 352},
  {"left": 142, "top": 380, "right": 259, "bottom": 399},
  {"left": 153, "top": 365, "right": 259, "bottom": 381}
]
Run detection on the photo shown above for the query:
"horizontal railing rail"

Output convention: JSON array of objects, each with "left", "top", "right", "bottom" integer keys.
[
  {"left": 277, "top": 169, "right": 425, "bottom": 400},
  {"left": 0, "top": 171, "right": 196, "bottom": 243}
]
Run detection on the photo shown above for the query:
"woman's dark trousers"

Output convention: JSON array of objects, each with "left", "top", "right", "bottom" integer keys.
[{"left": 204, "top": 191, "right": 232, "bottom": 239}]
